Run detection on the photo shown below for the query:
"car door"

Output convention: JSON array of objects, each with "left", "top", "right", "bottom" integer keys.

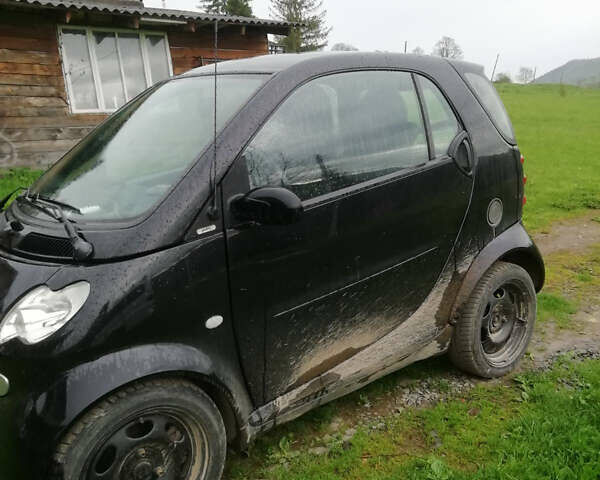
[{"left": 222, "top": 70, "right": 473, "bottom": 404}]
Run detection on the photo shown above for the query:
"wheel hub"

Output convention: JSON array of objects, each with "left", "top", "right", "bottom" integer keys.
[
  {"left": 122, "top": 444, "right": 164, "bottom": 480},
  {"left": 133, "top": 461, "right": 152, "bottom": 480},
  {"left": 87, "top": 413, "right": 194, "bottom": 480},
  {"left": 481, "top": 282, "right": 529, "bottom": 360},
  {"left": 488, "top": 304, "right": 514, "bottom": 344}
]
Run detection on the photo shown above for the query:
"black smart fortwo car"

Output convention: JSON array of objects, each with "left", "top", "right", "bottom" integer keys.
[{"left": 0, "top": 52, "right": 544, "bottom": 479}]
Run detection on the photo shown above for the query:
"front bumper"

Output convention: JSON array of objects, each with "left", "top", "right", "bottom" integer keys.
[
  {"left": 0, "top": 360, "right": 33, "bottom": 478},
  {"left": 0, "top": 356, "right": 60, "bottom": 479},
  {"left": 0, "top": 253, "right": 65, "bottom": 478}
]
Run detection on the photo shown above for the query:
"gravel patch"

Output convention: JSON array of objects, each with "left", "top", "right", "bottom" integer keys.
[{"left": 538, "top": 347, "right": 600, "bottom": 371}]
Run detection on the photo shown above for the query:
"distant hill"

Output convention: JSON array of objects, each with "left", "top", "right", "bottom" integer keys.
[{"left": 535, "top": 58, "right": 600, "bottom": 87}]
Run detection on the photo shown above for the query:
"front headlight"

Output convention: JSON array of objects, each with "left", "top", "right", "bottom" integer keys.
[{"left": 0, "top": 282, "right": 90, "bottom": 345}]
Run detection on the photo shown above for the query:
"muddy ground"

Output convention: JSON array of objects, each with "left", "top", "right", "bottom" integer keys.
[{"left": 530, "top": 213, "right": 600, "bottom": 366}]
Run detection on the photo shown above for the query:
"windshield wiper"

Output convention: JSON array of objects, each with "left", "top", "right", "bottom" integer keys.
[
  {"left": 16, "top": 195, "right": 59, "bottom": 221},
  {"left": 16, "top": 195, "right": 93, "bottom": 261},
  {"left": 34, "top": 195, "right": 82, "bottom": 215},
  {"left": 1, "top": 187, "right": 82, "bottom": 215}
]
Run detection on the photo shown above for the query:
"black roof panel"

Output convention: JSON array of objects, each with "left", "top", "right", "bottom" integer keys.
[{"left": 183, "top": 51, "right": 471, "bottom": 76}]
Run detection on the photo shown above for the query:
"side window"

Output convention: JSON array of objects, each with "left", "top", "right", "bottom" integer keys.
[
  {"left": 244, "top": 71, "right": 429, "bottom": 201},
  {"left": 464, "top": 72, "right": 515, "bottom": 142},
  {"left": 418, "top": 76, "right": 461, "bottom": 157}
]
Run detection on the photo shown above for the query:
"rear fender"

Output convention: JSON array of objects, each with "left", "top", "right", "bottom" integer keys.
[{"left": 451, "top": 222, "right": 544, "bottom": 322}]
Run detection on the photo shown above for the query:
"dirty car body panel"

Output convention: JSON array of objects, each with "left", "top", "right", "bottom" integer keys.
[{"left": 0, "top": 52, "right": 544, "bottom": 478}]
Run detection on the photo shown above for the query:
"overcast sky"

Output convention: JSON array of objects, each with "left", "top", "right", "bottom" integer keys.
[{"left": 145, "top": 0, "right": 600, "bottom": 79}]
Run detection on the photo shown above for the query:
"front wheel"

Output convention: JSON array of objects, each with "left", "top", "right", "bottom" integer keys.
[
  {"left": 53, "top": 379, "right": 226, "bottom": 480},
  {"left": 449, "top": 261, "right": 537, "bottom": 378}
]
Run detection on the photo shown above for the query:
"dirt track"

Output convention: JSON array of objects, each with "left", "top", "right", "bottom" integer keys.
[
  {"left": 534, "top": 211, "right": 600, "bottom": 256},
  {"left": 529, "top": 212, "right": 600, "bottom": 367}
]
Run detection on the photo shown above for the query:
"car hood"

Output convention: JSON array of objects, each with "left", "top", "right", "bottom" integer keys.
[{"left": 0, "top": 182, "right": 207, "bottom": 261}]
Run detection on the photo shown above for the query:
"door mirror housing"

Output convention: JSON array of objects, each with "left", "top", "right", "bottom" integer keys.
[
  {"left": 448, "top": 131, "right": 473, "bottom": 175},
  {"left": 231, "top": 187, "right": 303, "bottom": 226}
]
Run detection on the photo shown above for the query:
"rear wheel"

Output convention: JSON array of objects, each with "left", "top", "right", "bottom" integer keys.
[
  {"left": 449, "top": 261, "right": 536, "bottom": 378},
  {"left": 53, "top": 379, "right": 226, "bottom": 480}
]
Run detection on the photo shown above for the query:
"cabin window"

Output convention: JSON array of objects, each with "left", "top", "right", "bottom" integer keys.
[
  {"left": 417, "top": 76, "right": 461, "bottom": 157},
  {"left": 244, "top": 70, "right": 429, "bottom": 202},
  {"left": 463, "top": 71, "right": 515, "bottom": 142},
  {"left": 58, "top": 26, "right": 173, "bottom": 113}
]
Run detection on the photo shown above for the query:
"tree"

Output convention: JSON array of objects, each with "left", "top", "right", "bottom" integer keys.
[
  {"left": 331, "top": 42, "right": 358, "bottom": 51},
  {"left": 517, "top": 66, "right": 534, "bottom": 84},
  {"left": 199, "top": 0, "right": 252, "bottom": 16},
  {"left": 411, "top": 46, "right": 425, "bottom": 55},
  {"left": 227, "top": 0, "right": 252, "bottom": 16},
  {"left": 494, "top": 72, "right": 512, "bottom": 83},
  {"left": 270, "top": 0, "right": 332, "bottom": 52},
  {"left": 432, "top": 36, "right": 463, "bottom": 59}
]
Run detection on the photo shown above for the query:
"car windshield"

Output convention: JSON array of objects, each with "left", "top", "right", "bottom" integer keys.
[{"left": 26, "top": 74, "right": 267, "bottom": 222}]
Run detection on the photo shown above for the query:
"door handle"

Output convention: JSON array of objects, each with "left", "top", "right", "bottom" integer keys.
[{"left": 448, "top": 131, "right": 473, "bottom": 175}]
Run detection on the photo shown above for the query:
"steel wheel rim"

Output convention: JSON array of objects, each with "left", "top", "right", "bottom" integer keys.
[
  {"left": 480, "top": 280, "right": 531, "bottom": 367},
  {"left": 85, "top": 406, "right": 209, "bottom": 480}
]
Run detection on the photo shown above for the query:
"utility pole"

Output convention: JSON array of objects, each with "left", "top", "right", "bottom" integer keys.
[
  {"left": 532, "top": 67, "right": 537, "bottom": 83},
  {"left": 404, "top": 41, "right": 407, "bottom": 53},
  {"left": 490, "top": 53, "right": 500, "bottom": 81}
]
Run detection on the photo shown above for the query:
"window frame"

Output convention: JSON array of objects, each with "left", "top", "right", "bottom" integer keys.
[
  {"left": 57, "top": 25, "right": 174, "bottom": 114},
  {"left": 240, "top": 68, "right": 467, "bottom": 209}
]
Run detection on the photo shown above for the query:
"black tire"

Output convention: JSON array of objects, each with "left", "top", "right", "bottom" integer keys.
[
  {"left": 52, "top": 378, "right": 227, "bottom": 480},
  {"left": 449, "top": 261, "right": 536, "bottom": 378}
]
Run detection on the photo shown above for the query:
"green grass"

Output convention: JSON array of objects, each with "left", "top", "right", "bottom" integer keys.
[
  {"left": 0, "top": 168, "right": 43, "bottom": 201},
  {"left": 537, "top": 291, "right": 578, "bottom": 327},
  {"left": 227, "top": 358, "right": 600, "bottom": 479},
  {"left": 496, "top": 84, "right": 600, "bottom": 232},
  {"left": 534, "top": 245, "right": 600, "bottom": 328}
]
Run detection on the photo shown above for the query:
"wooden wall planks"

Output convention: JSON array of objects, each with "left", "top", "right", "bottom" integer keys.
[{"left": 0, "top": 10, "right": 269, "bottom": 168}]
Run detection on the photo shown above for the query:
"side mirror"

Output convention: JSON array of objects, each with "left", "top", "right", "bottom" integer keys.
[
  {"left": 230, "top": 186, "right": 303, "bottom": 226},
  {"left": 448, "top": 131, "right": 473, "bottom": 175}
]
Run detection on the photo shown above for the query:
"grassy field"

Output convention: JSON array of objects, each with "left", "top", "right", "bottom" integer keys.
[
  {"left": 537, "top": 244, "right": 600, "bottom": 328},
  {"left": 497, "top": 83, "right": 600, "bottom": 231},
  {"left": 226, "top": 357, "right": 600, "bottom": 479},
  {"left": 0, "top": 168, "right": 42, "bottom": 200},
  {"left": 0, "top": 84, "right": 599, "bottom": 478}
]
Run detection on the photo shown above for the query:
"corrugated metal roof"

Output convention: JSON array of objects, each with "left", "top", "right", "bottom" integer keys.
[{"left": 3, "top": 0, "right": 296, "bottom": 30}]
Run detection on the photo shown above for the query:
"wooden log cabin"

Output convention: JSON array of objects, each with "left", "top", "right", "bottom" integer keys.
[{"left": 0, "top": 0, "right": 293, "bottom": 168}]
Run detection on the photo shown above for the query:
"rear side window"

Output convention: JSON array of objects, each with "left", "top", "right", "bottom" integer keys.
[
  {"left": 244, "top": 70, "right": 429, "bottom": 201},
  {"left": 464, "top": 72, "right": 515, "bottom": 142},
  {"left": 418, "top": 76, "right": 461, "bottom": 157}
]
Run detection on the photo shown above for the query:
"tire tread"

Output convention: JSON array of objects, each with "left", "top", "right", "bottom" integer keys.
[
  {"left": 449, "top": 261, "right": 535, "bottom": 377},
  {"left": 51, "top": 378, "right": 224, "bottom": 480}
]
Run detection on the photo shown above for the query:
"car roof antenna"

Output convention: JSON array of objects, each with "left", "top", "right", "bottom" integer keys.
[{"left": 207, "top": 19, "right": 220, "bottom": 220}]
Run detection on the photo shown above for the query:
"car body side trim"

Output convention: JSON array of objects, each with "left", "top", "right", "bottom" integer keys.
[
  {"left": 244, "top": 251, "right": 459, "bottom": 439},
  {"left": 273, "top": 246, "right": 437, "bottom": 318}
]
